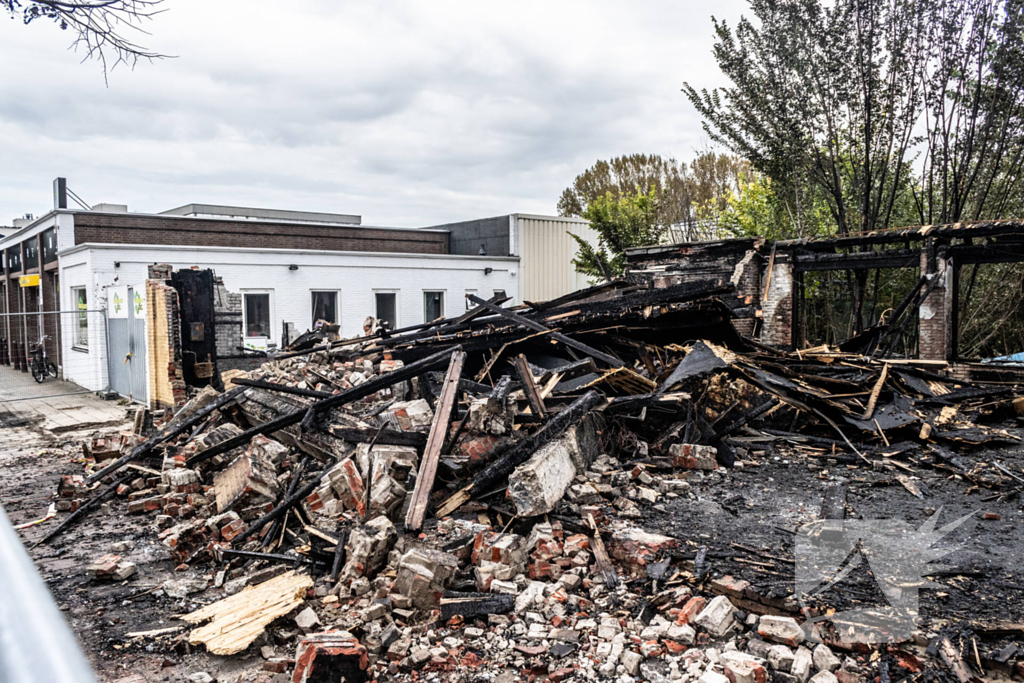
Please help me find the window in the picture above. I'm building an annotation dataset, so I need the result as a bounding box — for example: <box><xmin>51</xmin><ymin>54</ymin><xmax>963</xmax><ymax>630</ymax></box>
<box><xmin>424</xmin><ymin>291</ymin><xmax>444</xmax><ymax>322</ymax></box>
<box><xmin>244</xmin><ymin>292</ymin><xmax>272</xmax><ymax>338</ymax></box>
<box><xmin>311</xmin><ymin>291</ymin><xmax>338</xmax><ymax>325</ymax></box>
<box><xmin>23</xmin><ymin>240</ymin><xmax>38</xmax><ymax>270</ymax></box>
<box><xmin>375</xmin><ymin>292</ymin><xmax>397</xmax><ymax>329</ymax></box>
<box><xmin>72</xmin><ymin>287</ymin><xmax>88</xmax><ymax>349</ymax></box>
<box><xmin>465</xmin><ymin>289</ymin><xmax>477</xmax><ymax>311</ymax></box>
<box><xmin>493</xmin><ymin>289</ymin><xmax>507</xmax><ymax>300</ymax></box>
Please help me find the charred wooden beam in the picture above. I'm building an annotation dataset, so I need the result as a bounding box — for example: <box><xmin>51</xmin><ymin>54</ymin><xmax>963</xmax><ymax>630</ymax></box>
<box><xmin>405</xmin><ymin>350</ymin><xmax>466</xmax><ymax>531</ymax></box>
<box><xmin>791</xmin><ymin>249</ymin><xmax>920</xmax><ymax>273</ymax></box>
<box><xmin>326</xmin><ymin>426</ymin><xmax>427</xmax><ymax>447</ymax></box>
<box><xmin>439</xmin><ymin>592</ymin><xmax>514</xmax><ymax>620</ymax></box>
<box><xmin>437</xmin><ymin>390</ymin><xmax>604</xmax><ymax>517</ymax></box>
<box><xmin>187</xmin><ymin>346</ymin><xmax>460</xmax><ymax>467</ymax></box>
<box><xmin>263</xmin><ymin>457</ymin><xmax>310</xmax><ymax>549</ymax></box>
<box><xmin>33</xmin><ymin>472</ymin><xmax>135</xmax><ymax>547</ymax></box>
<box><xmin>230</xmin><ymin>468</ymin><xmax>333</xmax><ymax>547</ymax></box>
<box><xmin>232</xmin><ymin>377</ymin><xmax>332</xmax><ymax>399</ymax></box>
<box><xmin>514</xmin><ymin>353</ymin><xmax>547</xmax><ymax>418</ymax></box>
<box><xmin>487</xmin><ymin>375</ymin><xmax>514</xmax><ymax>412</ymax></box>
<box><xmin>466</xmin><ymin>294</ymin><xmax>624</xmax><ymax>368</ymax></box>
<box><xmin>85</xmin><ymin>386</ymin><xmax>247</xmax><ymax>485</ymax></box>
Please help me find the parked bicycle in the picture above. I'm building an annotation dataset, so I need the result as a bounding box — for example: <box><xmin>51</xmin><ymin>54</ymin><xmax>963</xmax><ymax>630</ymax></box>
<box><xmin>28</xmin><ymin>335</ymin><xmax>58</xmax><ymax>383</ymax></box>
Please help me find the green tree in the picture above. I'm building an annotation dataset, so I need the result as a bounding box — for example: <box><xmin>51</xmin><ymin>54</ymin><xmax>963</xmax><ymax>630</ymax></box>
<box><xmin>570</xmin><ymin>188</ymin><xmax>663</xmax><ymax>280</ymax></box>
<box><xmin>558</xmin><ymin>152</ymin><xmax>749</xmax><ymax>241</ymax></box>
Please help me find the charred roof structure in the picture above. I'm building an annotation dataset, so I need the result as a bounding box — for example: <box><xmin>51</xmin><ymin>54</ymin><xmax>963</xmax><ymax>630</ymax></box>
<box><xmin>626</xmin><ymin>220</ymin><xmax>1024</xmax><ymax>364</ymax></box>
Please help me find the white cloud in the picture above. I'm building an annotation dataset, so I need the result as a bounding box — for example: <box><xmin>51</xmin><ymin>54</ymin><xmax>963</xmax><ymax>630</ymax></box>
<box><xmin>0</xmin><ymin>0</ymin><xmax>746</xmax><ymax>226</ymax></box>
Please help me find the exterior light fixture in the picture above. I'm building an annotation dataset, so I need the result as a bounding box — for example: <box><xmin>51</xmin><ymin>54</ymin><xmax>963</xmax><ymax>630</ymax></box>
<box><xmin>288</xmin><ymin>264</ymin><xmax>299</xmax><ymax>271</ymax></box>
<box><xmin>479</xmin><ymin>244</ymin><xmax>487</xmax><ymax>256</ymax></box>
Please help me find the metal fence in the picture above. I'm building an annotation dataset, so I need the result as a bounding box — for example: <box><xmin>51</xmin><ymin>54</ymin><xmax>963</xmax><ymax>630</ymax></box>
<box><xmin>0</xmin><ymin>505</ymin><xmax>97</xmax><ymax>682</ymax></box>
<box><xmin>0</xmin><ymin>310</ymin><xmax>108</xmax><ymax>403</ymax></box>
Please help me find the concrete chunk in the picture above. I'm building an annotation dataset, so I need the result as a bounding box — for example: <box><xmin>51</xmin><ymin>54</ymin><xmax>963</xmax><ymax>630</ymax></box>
<box><xmin>341</xmin><ymin>516</ymin><xmax>397</xmax><ymax>580</ymax></box>
<box><xmin>693</xmin><ymin>595</ymin><xmax>736</xmax><ymax>638</ymax></box>
<box><xmin>758</xmin><ymin>615</ymin><xmax>805</xmax><ymax>646</ymax></box>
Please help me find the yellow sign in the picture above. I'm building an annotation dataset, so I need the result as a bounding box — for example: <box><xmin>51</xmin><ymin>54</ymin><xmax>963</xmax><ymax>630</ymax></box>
<box><xmin>18</xmin><ymin>274</ymin><xmax>39</xmax><ymax>288</ymax></box>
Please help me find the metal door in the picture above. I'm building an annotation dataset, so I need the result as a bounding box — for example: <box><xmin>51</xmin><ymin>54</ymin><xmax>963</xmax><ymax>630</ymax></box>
<box><xmin>107</xmin><ymin>286</ymin><xmax>147</xmax><ymax>404</ymax></box>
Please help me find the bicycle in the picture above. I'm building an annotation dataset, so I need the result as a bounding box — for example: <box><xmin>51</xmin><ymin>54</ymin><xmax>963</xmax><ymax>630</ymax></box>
<box><xmin>28</xmin><ymin>335</ymin><xmax>58</xmax><ymax>383</ymax></box>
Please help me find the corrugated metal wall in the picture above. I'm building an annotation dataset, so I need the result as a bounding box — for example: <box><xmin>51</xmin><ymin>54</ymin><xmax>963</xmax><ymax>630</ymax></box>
<box><xmin>516</xmin><ymin>215</ymin><xmax>600</xmax><ymax>303</ymax></box>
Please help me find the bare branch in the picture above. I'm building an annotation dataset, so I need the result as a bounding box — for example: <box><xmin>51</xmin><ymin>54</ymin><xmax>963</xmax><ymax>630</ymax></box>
<box><xmin>3</xmin><ymin>0</ymin><xmax>172</xmax><ymax>78</ymax></box>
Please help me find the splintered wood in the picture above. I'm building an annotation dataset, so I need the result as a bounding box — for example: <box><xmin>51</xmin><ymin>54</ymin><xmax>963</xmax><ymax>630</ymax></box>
<box><xmin>183</xmin><ymin>570</ymin><xmax>313</xmax><ymax>655</ymax></box>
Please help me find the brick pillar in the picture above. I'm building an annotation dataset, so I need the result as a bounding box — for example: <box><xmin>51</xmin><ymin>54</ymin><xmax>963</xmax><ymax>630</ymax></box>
<box><xmin>918</xmin><ymin>247</ymin><xmax>953</xmax><ymax>361</ymax></box>
<box><xmin>729</xmin><ymin>250</ymin><xmax>762</xmax><ymax>337</ymax></box>
<box><xmin>760</xmin><ymin>259</ymin><xmax>795</xmax><ymax>349</ymax></box>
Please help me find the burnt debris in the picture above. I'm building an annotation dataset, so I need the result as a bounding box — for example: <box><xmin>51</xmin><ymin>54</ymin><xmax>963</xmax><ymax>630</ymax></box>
<box><xmin>21</xmin><ymin>276</ymin><xmax>1024</xmax><ymax>683</ymax></box>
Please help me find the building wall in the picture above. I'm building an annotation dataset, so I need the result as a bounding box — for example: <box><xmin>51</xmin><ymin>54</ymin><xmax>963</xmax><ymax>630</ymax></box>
<box><xmin>72</xmin><ymin>212</ymin><xmax>448</xmax><ymax>255</ymax></box>
<box><xmin>70</xmin><ymin>243</ymin><xmax>518</xmax><ymax>347</ymax></box>
<box><xmin>427</xmin><ymin>215</ymin><xmax>513</xmax><ymax>257</ymax></box>
<box><xmin>57</xmin><ymin>249</ymin><xmax>111</xmax><ymax>391</ymax></box>
<box><xmin>514</xmin><ymin>214</ymin><xmax>599</xmax><ymax>303</ymax></box>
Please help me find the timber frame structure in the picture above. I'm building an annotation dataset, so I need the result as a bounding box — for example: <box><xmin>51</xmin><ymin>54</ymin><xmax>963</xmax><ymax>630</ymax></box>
<box><xmin>626</xmin><ymin>219</ymin><xmax>1024</xmax><ymax>361</ymax></box>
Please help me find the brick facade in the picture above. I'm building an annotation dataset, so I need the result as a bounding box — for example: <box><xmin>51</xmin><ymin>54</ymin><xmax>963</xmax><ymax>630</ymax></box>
<box><xmin>73</xmin><ymin>213</ymin><xmax>448</xmax><ymax>255</ymax></box>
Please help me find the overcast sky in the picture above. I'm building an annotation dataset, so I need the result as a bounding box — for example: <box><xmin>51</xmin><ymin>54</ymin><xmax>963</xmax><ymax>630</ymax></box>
<box><xmin>0</xmin><ymin>0</ymin><xmax>746</xmax><ymax>228</ymax></box>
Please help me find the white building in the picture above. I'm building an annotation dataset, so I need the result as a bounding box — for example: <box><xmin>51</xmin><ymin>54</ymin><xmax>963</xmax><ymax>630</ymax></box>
<box><xmin>1</xmin><ymin>191</ymin><xmax>598</xmax><ymax>405</ymax></box>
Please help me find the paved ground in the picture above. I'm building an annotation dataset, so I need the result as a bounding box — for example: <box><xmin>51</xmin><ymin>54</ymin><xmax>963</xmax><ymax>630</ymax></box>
<box><xmin>0</xmin><ymin>365</ymin><xmax>128</xmax><ymax>443</ymax></box>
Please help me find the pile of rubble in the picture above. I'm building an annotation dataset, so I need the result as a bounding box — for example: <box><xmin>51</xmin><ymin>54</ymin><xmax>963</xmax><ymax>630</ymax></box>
<box><xmin>30</xmin><ymin>279</ymin><xmax>1024</xmax><ymax>682</ymax></box>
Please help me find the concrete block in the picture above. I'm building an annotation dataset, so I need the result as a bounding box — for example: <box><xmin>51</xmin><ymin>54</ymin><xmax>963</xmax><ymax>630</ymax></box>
<box><xmin>758</xmin><ymin>615</ymin><xmax>805</xmax><ymax>647</ymax></box>
<box><xmin>341</xmin><ymin>516</ymin><xmax>397</xmax><ymax>580</ymax></box>
<box><xmin>693</xmin><ymin>595</ymin><xmax>737</xmax><ymax>638</ymax></box>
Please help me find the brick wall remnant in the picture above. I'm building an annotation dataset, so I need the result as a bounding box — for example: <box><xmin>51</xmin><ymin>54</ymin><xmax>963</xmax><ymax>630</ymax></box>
<box><xmin>918</xmin><ymin>249</ymin><xmax>953</xmax><ymax>361</ymax></box>
<box><xmin>760</xmin><ymin>260</ymin><xmax>794</xmax><ymax>349</ymax></box>
<box><xmin>147</xmin><ymin>280</ymin><xmax>186</xmax><ymax>410</ymax></box>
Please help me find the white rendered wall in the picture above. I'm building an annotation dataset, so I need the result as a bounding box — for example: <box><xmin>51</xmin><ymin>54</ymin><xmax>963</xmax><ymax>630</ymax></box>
<box><xmin>65</xmin><ymin>243</ymin><xmax>519</xmax><ymax>349</ymax></box>
<box><xmin>57</xmin><ymin>248</ymin><xmax>111</xmax><ymax>392</ymax></box>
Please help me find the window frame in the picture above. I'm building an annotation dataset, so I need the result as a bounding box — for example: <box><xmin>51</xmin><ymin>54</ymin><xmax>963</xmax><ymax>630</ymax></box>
<box><xmin>71</xmin><ymin>286</ymin><xmax>88</xmax><ymax>351</ymax></box>
<box><xmin>464</xmin><ymin>289</ymin><xmax>478</xmax><ymax>312</ymax></box>
<box><xmin>242</xmin><ymin>290</ymin><xmax>274</xmax><ymax>340</ymax></box>
<box><xmin>423</xmin><ymin>290</ymin><xmax>445</xmax><ymax>323</ymax></box>
<box><xmin>310</xmin><ymin>289</ymin><xmax>339</xmax><ymax>327</ymax></box>
<box><xmin>374</xmin><ymin>290</ymin><xmax>399</xmax><ymax>329</ymax></box>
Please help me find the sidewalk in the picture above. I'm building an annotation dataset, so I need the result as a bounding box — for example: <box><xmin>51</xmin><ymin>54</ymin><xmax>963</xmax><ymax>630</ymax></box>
<box><xmin>0</xmin><ymin>365</ymin><xmax>127</xmax><ymax>437</ymax></box>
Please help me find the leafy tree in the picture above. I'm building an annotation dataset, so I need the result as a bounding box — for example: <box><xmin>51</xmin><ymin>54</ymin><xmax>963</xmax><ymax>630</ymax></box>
<box><xmin>558</xmin><ymin>152</ymin><xmax>749</xmax><ymax>241</ymax></box>
<box><xmin>684</xmin><ymin>0</ymin><xmax>1024</xmax><ymax>234</ymax></box>
<box><xmin>915</xmin><ymin>0</ymin><xmax>1024</xmax><ymax>223</ymax></box>
<box><xmin>684</xmin><ymin>0</ymin><xmax>934</xmax><ymax>236</ymax></box>
<box><xmin>3</xmin><ymin>0</ymin><xmax>168</xmax><ymax>73</ymax></box>
<box><xmin>569</xmin><ymin>188</ymin><xmax>663</xmax><ymax>280</ymax></box>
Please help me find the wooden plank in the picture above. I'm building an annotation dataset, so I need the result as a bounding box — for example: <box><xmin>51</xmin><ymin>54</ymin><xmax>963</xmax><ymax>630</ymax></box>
<box><xmin>938</xmin><ymin>636</ymin><xmax>980</xmax><ymax>683</ymax></box>
<box><xmin>466</xmin><ymin>294</ymin><xmax>624</xmax><ymax>368</ymax></box>
<box><xmin>405</xmin><ymin>350</ymin><xmax>467</xmax><ymax>531</ymax></box>
<box><xmin>860</xmin><ymin>364</ymin><xmax>888</xmax><ymax>420</ymax></box>
<box><xmin>183</xmin><ymin>570</ymin><xmax>313</xmax><ymax>656</ymax></box>
<box><xmin>588</xmin><ymin>514</ymin><xmax>619</xmax><ymax>588</ymax></box>
<box><xmin>514</xmin><ymin>353</ymin><xmax>546</xmax><ymax>417</ymax></box>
